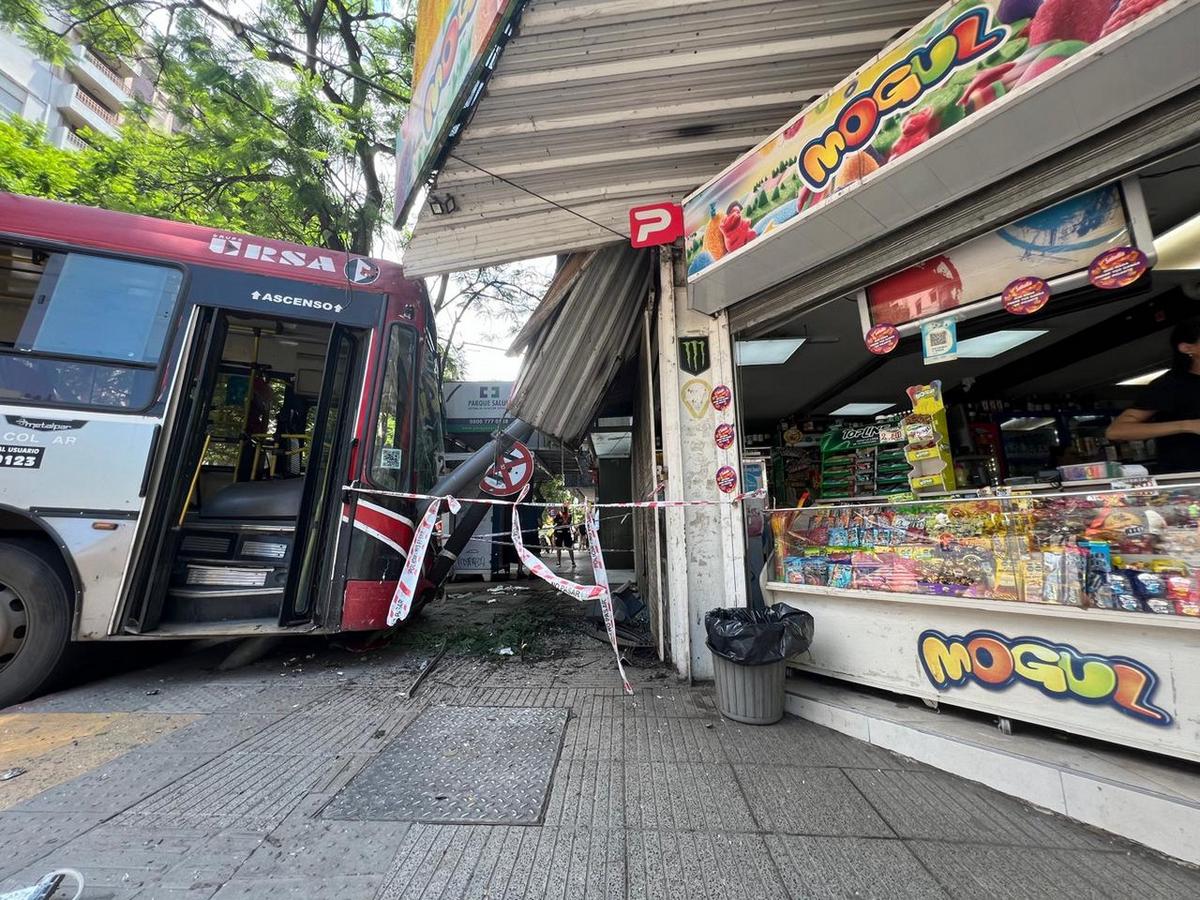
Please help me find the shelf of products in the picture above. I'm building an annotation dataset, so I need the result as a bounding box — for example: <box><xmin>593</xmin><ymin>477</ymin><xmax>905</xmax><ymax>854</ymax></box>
<box><xmin>770</xmin><ymin>482</ymin><xmax>1200</xmax><ymax>618</ymax></box>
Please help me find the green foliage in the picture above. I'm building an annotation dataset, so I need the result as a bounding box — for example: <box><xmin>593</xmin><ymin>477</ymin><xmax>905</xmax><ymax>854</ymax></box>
<box><xmin>0</xmin><ymin>0</ymin><xmax>415</xmax><ymax>253</ymax></box>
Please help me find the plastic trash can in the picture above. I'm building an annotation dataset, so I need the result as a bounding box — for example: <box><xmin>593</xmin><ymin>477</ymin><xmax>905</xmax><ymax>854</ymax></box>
<box><xmin>705</xmin><ymin>604</ymin><xmax>814</xmax><ymax>726</ymax></box>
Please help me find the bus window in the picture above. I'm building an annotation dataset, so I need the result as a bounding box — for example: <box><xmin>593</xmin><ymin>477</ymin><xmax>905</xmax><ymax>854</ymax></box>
<box><xmin>370</xmin><ymin>325</ymin><xmax>417</xmax><ymax>491</ymax></box>
<box><xmin>413</xmin><ymin>338</ymin><xmax>444</xmax><ymax>492</ymax></box>
<box><xmin>0</xmin><ymin>242</ymin><xmax>182</xmax><ymax>409</ymax></box>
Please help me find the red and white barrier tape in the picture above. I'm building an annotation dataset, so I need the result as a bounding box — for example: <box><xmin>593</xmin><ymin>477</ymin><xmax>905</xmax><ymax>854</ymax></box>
<box><xmin>348</xmin><ymin>485</ymin><xmax>764</xmax><ymax>509</ymax></box>
<box><xmin>585</xmin><ymin>504</ymin><xmax>632</xmax><ymax>693</ymax></box>
<box><xmin>387</xmin><ymin>496</ymin><xmax>459</xmax><ymax>626</ymax></box>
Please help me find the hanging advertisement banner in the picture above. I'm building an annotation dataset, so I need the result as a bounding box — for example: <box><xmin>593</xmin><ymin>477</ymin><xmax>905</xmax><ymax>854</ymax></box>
<box><xmin>394</xmin><ymin>0</ymin><xmax>521</xmax><ymax>224</ymax></box>
<box><xmin>682</xmin><ymin>0</ymin><xmax>1169</xmax><ymax>282</ymax></box>
<box><xmin>1089</xmin><ymin>246</ymin><xmax>1150</xmax><ymax>290</ymax></box>
<box><xmin>864</xmin><ymin>185</ymin><xmax>1131</xmax><ymax>328</ymax></box>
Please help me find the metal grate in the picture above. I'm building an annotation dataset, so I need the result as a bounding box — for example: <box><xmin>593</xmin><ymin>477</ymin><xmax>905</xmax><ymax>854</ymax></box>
<box><xmin>241</xmin><ymin>540</ymin><xmax>289</xmax><ymax>560</ymax></box>
<box><xmin>185</xmin><ymin>565</ymin><xmax>269</xmax><ymax>587</ymax></box>
<box><xmin>180</xmin><ymin>534</ymin><xmax>234</xmax><ymax>556</ymax></box>
<box><xmin>322</xmin><ymin>706</ymin><xmax>567</xmax><ymax>825</ymax></box>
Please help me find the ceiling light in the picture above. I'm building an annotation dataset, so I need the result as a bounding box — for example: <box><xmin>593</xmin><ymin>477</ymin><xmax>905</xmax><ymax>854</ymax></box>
<box><xmin>830</xmin><ymin>402</ymin><xmax>894</xmax><ymax>416</ymax></box>
<box><xmin>735</xmin><ymin>338</ymin><xmax>806</xmax><ymax>366</ymax></box>
<box><xmin>1001</xmin><ymin>416</ymin><xmax>1057</xmax><ymax>432</ymax></box>
<box><xmin>955</xmin><ymin>330</ymin><xmax>1047</xmax><ymax>358</ymax></box>
<box><xmin>1117</xmin><ymin>368</ymin><xmax>1169</xmax><ymax>386</ymax></box>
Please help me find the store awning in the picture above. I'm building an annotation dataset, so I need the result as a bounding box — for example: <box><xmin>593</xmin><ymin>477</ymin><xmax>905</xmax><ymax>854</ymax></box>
<box><xmin>401</xmin><ymin>0</ymin><xmax>944</xmax><ymax>277</ymax></box>
<box><xmin>506</xmin><ymin>243</ymin><xmax>651</xmax><ymax>446</ymax></box>
<box><xmin>688</xmin><ymin>0</ymin><xmax>1200</xmax><ymax>323</ymax></box>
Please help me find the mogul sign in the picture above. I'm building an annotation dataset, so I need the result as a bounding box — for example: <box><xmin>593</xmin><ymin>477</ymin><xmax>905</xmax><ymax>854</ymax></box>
<box><xmin>683</xmin><ymin>0</ymin><xmax>1172</xmax><ymax>281</ymax></box>
<box><xmin>919</xmin><ymin>628</ymin><xmax>1173</xmax><ymax>726</ymax></box>
<box><xmin>394</xmin><ymin>0</ymin><xmax>521</xmax><ymax>223</ymax></box>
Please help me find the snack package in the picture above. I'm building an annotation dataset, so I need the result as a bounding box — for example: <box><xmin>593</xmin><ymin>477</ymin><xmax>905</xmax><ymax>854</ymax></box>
<box><xmin>828</xmin><ymin>559</ymin><xmax>853</xmax><ymax>589</ymax></box>
<box><xmin>993</xmin><ymin>551</ymin><xmax>1022</xmax><ymax>601</ymax></box>
<box><xmin>1081</xmin><ymin>541</ymin><xmax>1115</xmax><ymax>609</ymax></box>
<box><xmin>1130</xmin><ymin>570</ymin><xmax>1171</xmax><ymax>614</ymax></box>
<box><xmin>1165</xmin><ymin>575</ymin><xmax>1200</xmax><ymax>616</ymax></box>
<box><xmin>783</xmin><ymin>557</ymin><xmax>806</xmax><ymax>584</ymax></box>
<box><xmin>1040</xmin><ymin>550</ymin><xmax>1065</xmax><ymax>605</ymax></box>
<box><xmin>1061</xmin><ymin>545</ymin><xmax>1088</xmax><ymax>607</ymax></box>
<box><xmin>1109</xmin><ymin>572</ymin><xmax>1142</xmax><ymax>612</ymax></box>
<box><xmin>801</xmin><ymin>555</ymin><xmax>829</xmax><ymax>586</ymax></box>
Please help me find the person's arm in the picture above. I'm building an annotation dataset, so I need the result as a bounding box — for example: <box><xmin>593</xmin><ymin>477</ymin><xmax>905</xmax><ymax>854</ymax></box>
<box><xmin>1106</xmin><ymin>408</ymin><xmax>1200</xmax><ymax>441</ymax></box>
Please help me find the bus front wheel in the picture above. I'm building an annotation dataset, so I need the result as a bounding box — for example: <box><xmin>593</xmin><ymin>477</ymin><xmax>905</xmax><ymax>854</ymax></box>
<box><xmin>0</xmin><ymin>542</ymin><xmax>73</xmax><ymax>709</ymax></box>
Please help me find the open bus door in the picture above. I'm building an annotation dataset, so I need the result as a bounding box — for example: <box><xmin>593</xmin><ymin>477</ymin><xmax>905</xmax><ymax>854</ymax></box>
<box><xmin>119</xmin><ymin>306</ymin><xmax>227</xmax><ymax>634</ymax></box>
<box><xmin>281</xmin><ymin>323</ymin><xmax>361</xmax><ymax>625</ymax></box>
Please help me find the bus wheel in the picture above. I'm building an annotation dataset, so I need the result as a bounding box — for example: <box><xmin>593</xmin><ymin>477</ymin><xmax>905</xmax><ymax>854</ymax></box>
<box><xmin>0</xmin><ymin>543</ymin><xmax>73</xmax><ymax>709</ymax></box>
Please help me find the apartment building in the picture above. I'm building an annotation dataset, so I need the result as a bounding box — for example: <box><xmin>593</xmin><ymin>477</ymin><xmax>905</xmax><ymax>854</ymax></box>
<box><xmin>0</xmin><ymin>28</ymin><xmax>172</xmax><ymax>150</ymax></box>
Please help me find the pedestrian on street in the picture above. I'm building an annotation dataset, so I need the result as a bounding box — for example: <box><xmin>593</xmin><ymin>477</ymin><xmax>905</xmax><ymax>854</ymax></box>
<box><xmin>553</xmin><ymin>502</ymin><xmax>575</xmax><ymax>568</ymax></box>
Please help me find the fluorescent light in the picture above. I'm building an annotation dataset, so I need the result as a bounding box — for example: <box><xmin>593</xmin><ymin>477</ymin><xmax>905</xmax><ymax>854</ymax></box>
<box><xmin>1001</xmin><ymin>416</ymin><xmax>1057</xmax><ymax>432</ymax></box>
<box><xmin>735</xmin><ymin>337</ymin><xmax>806</xmax><ymax>366</ymax></box>
<box><xmin>830</xmin><ymin>402</ymin><xmax>895</xmax><ymax>416</ymax></box>
<box><xmin>956</xmin><ymin>330</ymin><xmax>1047</xmax><ymax>358</ymax></box>
<box><xmin>1117</xmin><ymin>368</ymin><xmax>1169</xmax><ymax>386</ymax></box>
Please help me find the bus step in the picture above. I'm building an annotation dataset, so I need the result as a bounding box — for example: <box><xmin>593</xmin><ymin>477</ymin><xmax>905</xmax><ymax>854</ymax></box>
<box><xmin>162</xmin><ymin>587</ymin><xmax>283</xmax><ymax>623</ymax></box>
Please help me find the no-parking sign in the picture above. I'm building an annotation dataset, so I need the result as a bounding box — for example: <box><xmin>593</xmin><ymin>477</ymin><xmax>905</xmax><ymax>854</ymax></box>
<box><xmin>480</xmin><ymin>441</ymin><xmax>535</xmax><ymax>496</ymax></box>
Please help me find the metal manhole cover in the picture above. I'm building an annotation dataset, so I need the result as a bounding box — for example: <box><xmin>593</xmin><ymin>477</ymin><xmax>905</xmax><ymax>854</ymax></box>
<box><xmin>322</xmin><ymin>705</ymin><xmax>567</xmax><ymax>825</ymax></box>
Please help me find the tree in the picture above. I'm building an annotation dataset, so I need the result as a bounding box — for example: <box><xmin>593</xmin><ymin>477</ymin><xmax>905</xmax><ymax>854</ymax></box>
<box><xmin>430</xmin><ymin>262</ymin><xmax>550</xmax><ymax>386</ymax></box>
<box><xmin>0</xmin><ymin>115</ymin><xmax>327</xmax><ymax>240</ymax></box>
<box><xmin>0</xmin><ymin>0</ymin><xmax>415</xmax><ymax>253</ymax></box>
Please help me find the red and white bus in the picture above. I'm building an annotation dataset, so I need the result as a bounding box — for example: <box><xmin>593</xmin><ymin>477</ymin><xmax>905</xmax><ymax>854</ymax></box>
<box><xmin>0</xmin><ymin>194</ymin><xmax>448</xmax><ymax>705</ymax></box>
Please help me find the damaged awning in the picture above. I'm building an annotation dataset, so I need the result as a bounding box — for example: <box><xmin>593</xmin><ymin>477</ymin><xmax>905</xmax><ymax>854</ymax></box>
<box><xmin>401</xmin><ymin>0</ymin><xmax>943</xmax><ymax>277</ymax></box>
<box><xmin>506</xmin><ymin>243</ymin><xmax>652</xmax><ymax>446</ymax></box>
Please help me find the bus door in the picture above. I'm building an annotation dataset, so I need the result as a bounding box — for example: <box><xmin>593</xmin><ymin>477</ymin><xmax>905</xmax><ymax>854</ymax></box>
<box><xmin>118</xmin><ymin>306</ymin><xmax>228</xmax><ymax>633</ymax></box>
<box><xmin>280</xmin><ymin>323</ymin><xmax>361</xmax><ymax>624</ymax></box>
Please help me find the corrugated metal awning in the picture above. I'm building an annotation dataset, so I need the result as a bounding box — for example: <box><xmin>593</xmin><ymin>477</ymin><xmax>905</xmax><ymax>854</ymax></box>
<box><xmin>507</xmin><ymin>243</ymin><xmax>652</xmax><ymax>445</ymax></box>
<box><xmin>402</xmin><ymin>0</ymin><xmax>940</xmax><ymax>276</ymax></box>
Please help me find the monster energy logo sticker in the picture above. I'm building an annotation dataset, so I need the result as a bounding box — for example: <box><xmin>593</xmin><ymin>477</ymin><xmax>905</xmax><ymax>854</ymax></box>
<box><xmin>678</xmin><ymin>336</ymin><xmax>710</xmax><ymax>376</ymax></box>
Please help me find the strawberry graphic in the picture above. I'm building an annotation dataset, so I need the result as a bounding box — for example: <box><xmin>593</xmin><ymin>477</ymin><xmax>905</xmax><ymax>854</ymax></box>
<box><xmin>1100</xmin><ymin>0</ymin><xmax>1167</xmax><ymax>37</ymax></box>
<box><xmin>1029</xmin><ymin>0</ymin><xmax>1114</xmax><ymax>44</ymax></box>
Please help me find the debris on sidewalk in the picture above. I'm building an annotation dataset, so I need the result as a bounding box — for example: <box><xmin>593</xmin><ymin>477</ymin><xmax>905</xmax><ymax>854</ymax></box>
<box><xmin>0</xmin><ymin>868</ymin><xmax>84</xmax><ymax>900</ymax></box>
<box><xmin>496</xmin><ymin>647</ymin><xmax>515</xmax><ymax>656</ymax></box>
<box><xmin>0</xmin><ymin>768</ymin><xmax>26</xmax><ymax>782</ymax></box>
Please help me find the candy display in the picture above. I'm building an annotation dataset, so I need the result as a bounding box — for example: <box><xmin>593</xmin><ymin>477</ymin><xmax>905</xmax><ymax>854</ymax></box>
<box><xmin>771</xmin><ymin>483</ymin><xmax>1200</xmax><ymax>616</ymax></box>
<box><xmin>819</xmin><ymin>420</ymin><xmax>909</xmax><ymax>500</ymax></box>
<box><xmin>904</xmin><ymin>382</ymin><xmax>957</xmax><ymax>495</ymax></box>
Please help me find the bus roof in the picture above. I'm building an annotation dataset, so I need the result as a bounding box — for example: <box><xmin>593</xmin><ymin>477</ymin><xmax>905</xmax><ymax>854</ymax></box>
<box><xmin>0</xmin><ymin>192</ymin><xmax>414</xmax><ymax>296</ymax></box>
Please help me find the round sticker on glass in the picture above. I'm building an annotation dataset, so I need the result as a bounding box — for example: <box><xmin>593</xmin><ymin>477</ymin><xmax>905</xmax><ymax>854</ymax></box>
<box><xmin>710</xmin><ymin>384</ymin><xmax>732</xmax><ymax>411</ymax></box>
<box><xmin>865</xmin><ymin>324</ymin><xmax>901</xmax><ymax>355</ymax></box>
<box><xmin>1089</xmin><ymin>247</ymin><xmax>1148</xmax><ymax>290</ymax></box>
<box><xmin>714</xmin><ymin>422</ymin><xmax>736</xmax><ymax>450</ymax></box>
<box><xmin>1002</xmin><ymin>276</ymin><xmax>1050</xmax><ymax>315</ymax></box>
<box><xmin>715</xmin><ymin>465</ymin><xmax>738</xmax><ymax>494</ymax></box>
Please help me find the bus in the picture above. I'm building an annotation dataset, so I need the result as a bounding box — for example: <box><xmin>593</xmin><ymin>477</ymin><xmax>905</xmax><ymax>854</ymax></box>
<box><xmin>0</xmin><ymin>193</ymin><xmax>447</xmax><ymax>706</ymax></box>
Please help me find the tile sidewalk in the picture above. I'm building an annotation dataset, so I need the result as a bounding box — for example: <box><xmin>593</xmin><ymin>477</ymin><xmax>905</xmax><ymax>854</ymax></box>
<box><xmin>1</xmin><ymin>587</ymin><xmax>1197</xmax><ymax>899</ymax></box>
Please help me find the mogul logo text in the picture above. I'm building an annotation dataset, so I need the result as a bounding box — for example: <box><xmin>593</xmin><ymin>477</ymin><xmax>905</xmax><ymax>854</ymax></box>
<box><xmin>918</xmin><ymin>629</ymin><xmax>1172</xmax><ymax>727</ymax></box>
<box><xmin>800</xmin><ymin>7</ymin><xmax>1006</xmax><ymax>190</ymax></box>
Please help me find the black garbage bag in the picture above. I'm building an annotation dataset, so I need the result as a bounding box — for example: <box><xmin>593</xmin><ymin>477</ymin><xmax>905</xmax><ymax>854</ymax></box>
<box><xmin>705</xmin><ymin>604</ymin><xmax>814</xmax><ymax>666</ymax></box>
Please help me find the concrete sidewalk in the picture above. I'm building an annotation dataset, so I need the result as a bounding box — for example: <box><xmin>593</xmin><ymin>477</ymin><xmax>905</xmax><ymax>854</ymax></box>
<box><xmin>1</xmin><ymin>587</ymin><xmax>1197</xmax><ymax>899</ymax></box>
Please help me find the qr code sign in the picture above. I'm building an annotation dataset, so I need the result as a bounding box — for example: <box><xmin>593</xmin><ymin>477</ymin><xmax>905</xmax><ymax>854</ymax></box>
<box><xmin>380</xmin><ymin>448</ymin><xmax>403</xmax><ymax>470</ymax></box>
<box><xmin>929</xmin><ymin>331</ymin><xmax>951</xmax><ymax>352</ymax></box>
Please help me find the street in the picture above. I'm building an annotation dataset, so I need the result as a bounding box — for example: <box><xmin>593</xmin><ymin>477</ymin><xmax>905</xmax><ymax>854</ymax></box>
<box><xmin>2</xmin><ymin>583</ymin><xmax>1197</xmax><ymax>900</ymax></box>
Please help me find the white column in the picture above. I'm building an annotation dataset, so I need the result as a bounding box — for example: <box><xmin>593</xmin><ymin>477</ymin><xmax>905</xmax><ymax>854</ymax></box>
<box><xmin>657</xmin><ymin>246</ymin><xmax>747</xmax><ymax>680</ymax></box>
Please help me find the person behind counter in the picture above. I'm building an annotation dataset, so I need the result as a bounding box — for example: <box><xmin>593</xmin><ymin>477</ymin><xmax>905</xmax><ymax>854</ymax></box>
<box><xmin>1107</xmin><ymin>319</ymin><xmax>1200</xmax><ymax>473</ymax></box>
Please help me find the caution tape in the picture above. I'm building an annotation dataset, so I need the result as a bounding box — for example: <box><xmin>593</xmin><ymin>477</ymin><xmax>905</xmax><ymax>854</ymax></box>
<box><xmin>348</xmin><ymin>485</ymin><xmax>764</xmax><ymax>509</ymax></box>
<box><xmin>585</xmin><ymin>504</ymin><xmax>632</xmax><ymax>693</ymax></box>
<box><xmin>387</xmin><ymin>495</ymin><xmax>459</xmax><ymax>626</ymax></box>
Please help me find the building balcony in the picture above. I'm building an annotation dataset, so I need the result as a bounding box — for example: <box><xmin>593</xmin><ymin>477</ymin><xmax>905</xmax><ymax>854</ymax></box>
<box><xmin>51</xmin><ymin>124</ymin><xmax>91</xmax><ymax>151</ymax></box>
<box><xmin>55</xmin><ymin>82</ymin><xmax>120</xmax><ymax>139</ymax></box>
<box><xmin>64</xmin><ymin>45</ymin><xmax>131</xmax><ymax>109</ymax></box>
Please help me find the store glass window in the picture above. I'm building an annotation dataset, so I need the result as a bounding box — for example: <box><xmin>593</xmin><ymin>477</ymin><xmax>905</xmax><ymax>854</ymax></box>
<box><xmin>370</xmin><ymin>325</ymin><xmax>417</xmax><ymax>491</ymax></box>
<box><xmin>0</xmin><ymin>242</ymin><xmax>181</xmax><ymax>409</ymax></box>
